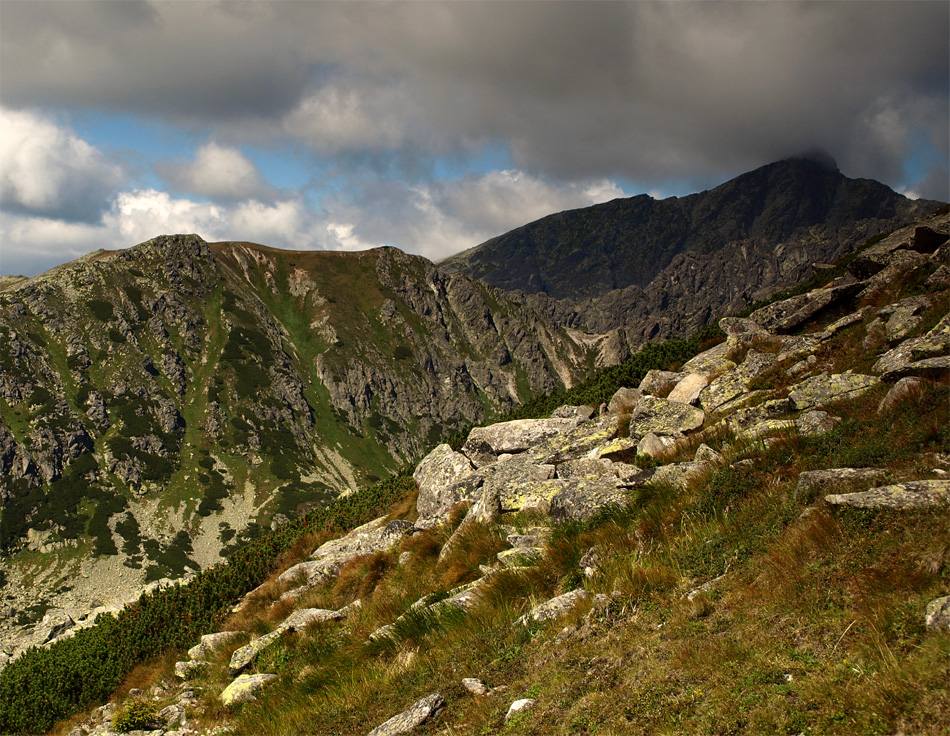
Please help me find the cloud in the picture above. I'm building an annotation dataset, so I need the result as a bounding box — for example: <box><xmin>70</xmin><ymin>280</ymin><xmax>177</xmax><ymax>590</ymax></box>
<box><xmin>0</xmin><ymin>108</ymin><xmax>125</xmax><ymax>222</ymax></box>
<box><xmin>319</xmin><ymin>170</ymin><xmax>627</xmax><ymax>261</ymax></box>
<box><xmin>3</xmin><ymin>2</ymin><xmax>945</xmax><ymax>196</ymax></box>
<box><xmin>0</xmin><ymin>169</ymin><xmax>625</xmax><ymax>276</ymax></box>
<box><xmin>156</xmin><ymin>142</ymin><xmax>271</xmax><ymax>200</ymax></box>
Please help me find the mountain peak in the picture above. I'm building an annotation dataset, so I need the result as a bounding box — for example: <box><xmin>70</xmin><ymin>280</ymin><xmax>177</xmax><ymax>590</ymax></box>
<box><xmin>783</xmin><ymin>149</ymin><xmax>839</xmax><ymax>172</ymax></box>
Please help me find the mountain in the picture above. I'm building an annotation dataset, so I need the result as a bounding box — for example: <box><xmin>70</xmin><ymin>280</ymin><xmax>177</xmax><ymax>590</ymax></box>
<box><xmin>441</xmin><ymin>157</ymin><xmax>943</xmax><ymax>342</ymax></box>
<box><xmin>0</xmin><ymin>235</ymin><xmax>612</xmax><ymax>643</ymax></box>
<box><xmin>5</xmin><ymin>209</ymin><xmax>948</xmax><ymax>736</ymax></box>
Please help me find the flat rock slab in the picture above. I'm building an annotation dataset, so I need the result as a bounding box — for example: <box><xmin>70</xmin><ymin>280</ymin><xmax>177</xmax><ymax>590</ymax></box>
<box><xmin>796</xmin><ymin>468</ymin><xmax>888</xmax><ymax>501</ymax></box>
<box><xmin>882</xmin><ymin>356</ymin><xmax>950</xmax><ymax>382</ymax></box>
<box><xmin>366</xmin><ymin>692</ymin><xmax>445</xmax><ymax>736</ymax></box>
<box><xmin>549</xmin><ymin>475</ymin><xmax>629</xmax><ymax>521</ymax></box>
<box><xmin>872</xmin><ymin>331</ymin><xmax>950</xmax><ymax>375</ymax></box>
<box><xmin>464</xmin><ymin>418</ymin><xmax>576</xmax><ymax>457</ymax></box>
<box><xmin>681</xmin><ymin>342</ymin><xmax>736</xmax><ymax>377</ymax></box>
<box><xmin>519</xmin><ymin>589</ymin><xmax>590</xmax><ymax>624</ymax></box>
<box><xmin>788</xmin><ymin>373</ymin><xmax>880</xmax><ymax>411</ymax></box>
<box><xmin>630</xmin><ymin>396</ymin><xmax>705</xmax><ymax>438</ymax></box>
<box><xmin>528</xmin><ymin>419</ymin><xmax>618</xmax><ymax>464</ymax></box>
<box><xmin>667</xmin><ymin>373</ymin><xmax>709</xmax><ymax>404</ymax></box>
<box><xmin>220</xmin><ymin>673</ymin><xmax>277</xmax><ymax>706</ymax></box>
<box><xmin>826</xmin><ymin>480</ymin><xmax>950</xmax><ymax>510</ymax></box>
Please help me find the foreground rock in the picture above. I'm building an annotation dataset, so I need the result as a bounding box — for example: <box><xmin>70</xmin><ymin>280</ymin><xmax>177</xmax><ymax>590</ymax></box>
<box><xmin>924</xmin><ymin>596</ymin><xmax>950</xmax><ymax>631</ymax></box>
<box><xmin>366</xmin><ymin>692</ymin><xmax>445</xmax><ymax>736</ymax></box>
<box><xmin>519</xmin><ymin>589</ymin><xmax>590</xmax><ymax>625</ymax></box>
<box><xmin>221</xmin><ymin>673</ymin><xmax>277</xmax><ymax>706</ymax></box>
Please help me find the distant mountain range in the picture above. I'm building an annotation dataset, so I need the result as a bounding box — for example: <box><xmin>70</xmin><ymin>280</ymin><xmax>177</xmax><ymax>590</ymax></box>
<box><xmin>442</xmin><ymin>156</ymin><xmax>942</xmax><ymax>342</ymax></box>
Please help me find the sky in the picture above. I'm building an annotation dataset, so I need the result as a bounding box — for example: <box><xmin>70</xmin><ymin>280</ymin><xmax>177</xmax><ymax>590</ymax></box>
<box><xmin>1</xmin><ymin>1</ymin><xmax>947</xmax><ymax>277</ymax></box>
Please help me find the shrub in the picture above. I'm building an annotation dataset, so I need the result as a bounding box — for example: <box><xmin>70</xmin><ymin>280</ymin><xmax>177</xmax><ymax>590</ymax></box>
<box><xmin>112</xmin><ymin>700</ymin><xmax>157</xmax><ymax>732</ymax></box>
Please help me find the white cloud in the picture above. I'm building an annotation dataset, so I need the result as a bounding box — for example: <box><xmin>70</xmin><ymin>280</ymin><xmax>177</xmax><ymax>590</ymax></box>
<box><xmin>157</xmin><ymin>142</ymin><xmax>270</xmax><ymax>200</ymax></box>
<box><xmin>0</xmin><ymin>108</ymin><xmax>124</xmax><ymax>222</ymax></box>
<box><xmin>1</xmin><ymin>168</ymin><xmax>627</xmax><ymax>276</ymax></box>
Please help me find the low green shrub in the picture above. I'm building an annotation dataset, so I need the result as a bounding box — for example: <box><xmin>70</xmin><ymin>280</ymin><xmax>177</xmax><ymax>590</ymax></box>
<box><xmin>112</xmin><ymin>700</ymin><xmax>157</xmax><ymax>732</ymax></box>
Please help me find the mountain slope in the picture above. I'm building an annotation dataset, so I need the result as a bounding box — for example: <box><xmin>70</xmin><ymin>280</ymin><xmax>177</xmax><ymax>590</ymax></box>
<box><xmin>0</xmin><ymin>235</ymin><xmax>609</xmax><ymax>646</ymax></box>
<box><xmin>441</xmin><ymin>157</ymin><xmax>942</xmax><ymax>341</ymax></box>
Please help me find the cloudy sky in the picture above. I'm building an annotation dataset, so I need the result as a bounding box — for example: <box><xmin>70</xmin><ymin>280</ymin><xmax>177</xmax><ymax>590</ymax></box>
<box><xmin>1</xmin><ymin>1</ymin><xmax>947</xmax><ymax>277</ymax></box>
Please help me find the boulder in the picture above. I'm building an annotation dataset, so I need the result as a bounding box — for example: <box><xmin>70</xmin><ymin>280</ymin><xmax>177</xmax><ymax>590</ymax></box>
<box><xmin>187</xmin><ymin>630</ymin><xmax>243</xmax><ymax>661</ymax></box>
<box><xmin>825</xmin><ymin>480</ymin><xmax>950</xmax><ymax>510</ymax></box>
<box><xmin>505</xmin><ymin>698</ymin><xmax>537</xmax><ymax>722</ymax></box>
<box><xmin>629</xmin><ymin>396</ymin><xmax>705</xmax><ymax>438</ymax></box>
<box><xmin>220</xmin><ymin>673</ymin><xmax>277</xmax><ymax>706</ymax></box>
<box><xmin>795</xmin><ymin>468</ymin><xmax>888</xmax><ymax>502</ymax></box>
<box><xmin>414</xmin><ymin>445</ymin><xmax>477</xmax><ymax>519</ymax></box>
<box><xmin>698</xmin><ymin>350</ymin><xmax>778</xmax><ymax>413</ymax></box>
<box><xmin>649</xmin><ymin>461</ymin><xmax>708</xmax><ymax>490</ymax></box>
<box><xmin>556</xmin><ymin>457</ymin><xmax>615</xmax><ymax>480</ymax></box>
<box><xmin>666</xmin><ymin>373</ymin><xmax>709</xmax><ymax>404</ymax></box>
<box><xmin>463</xmin><ymin>418</ymin><xmax>576</xmax><ymax>458</ymax></box>
<box><xmin>174</xmin><ymin>660</ymin><xmax>207</xmax><ymax>679</ymax></box>
<box><xmin>718</xmin><ymin>317</ymin><xmax>771</xmax><ymax>339</ymax></box>
<box><xmin>638</xmin><ymin>370</ymin><xmax>685</xmax><ymax>396</ymax></box>
<box><xmin>497</xmin><ymin>547</ymin><xmax>543</xmax><ymax>568</ymax></box>
<box><xmin>528</xmin><ymin>419</ymin><xmax>619</xmax><ymax>465</ymax></box>
<box><xmin>637</xmin><ymin>432</ymin><xmax>677</xmax><ymax>458</ymax></box>
<box><xmin>549</xmin><ymin>475</ymin><xmax>630</xmax><ymax>522</ymax></box>
<box><xmin>694</xmin><ymin>444</ymin><xmax>724</xmax><ymax>465</ymax></box>
<box><xmin>551</xmin><ymin>404</ymin><xmax>596</xmax><ymax>422</ymax></box>
<box><xmin>872</xmin><ymin>331</ymin><xmax>950</xmax><ymax>375</ymax></box>
<box><xmin>680</xmin><ymin>342</ymin><xmax>736</xmax><ymax>377</ymax></box>
<box><xmin>481</xmin><ymin>458</ymin><xmax>558</xmax><ymax>513</ymax></box>
<box><xmin>607</xmin><ymin>387</ymin><xmax>642</xmax><ymax>415</ymax></box>
<box><xmin>519</xmin><ymin>589</ymin><xmax>590</xmax><ymax>624</ymax></box>
<box><xmin>751</xmin><ymin>282</ymin><xmax>864</xmax><ymax>334</ymax></box>
<box><xmin>878</xmin><ymin>377</ymin><xmax>925</xmax><ymax>413</ymax></box>
<box><xmin>462</xmin><ymin>678</ymin><xmax>488</xmax><ymax>696</ymax></box>
<box><xmin>795</xmin><ymin>410</ymin><xmax>841</xmax><ymax>436</ymax></box>
<box><xmin>787</xmin><ymin>373</ymin><xmax>880</xmax><ymax>411</ymax></box>
<box><xmin>924</xmin><ymin>596</ymin><xmax>950</xmax><ymax>631</ymax></box>
<box><xmin>881</xmin><ymin>356</ymin><xmax>950</xmax><ymax>383</ymax></box>
<box><xmin>366</xmin><ymin>693</ymin><xmax>445</xmax><ymax>736</ymax></box>
<box><xmin>229</xmin><ymin>607</ymin><xmax>352</xmax><ymax>675</ymax></box>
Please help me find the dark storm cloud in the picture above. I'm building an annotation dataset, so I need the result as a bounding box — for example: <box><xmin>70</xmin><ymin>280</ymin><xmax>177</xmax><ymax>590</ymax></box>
<box><xmin>2</xmin><ymin>1</ymin><xmax>947</xmax><ymax>197</ymax></box>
